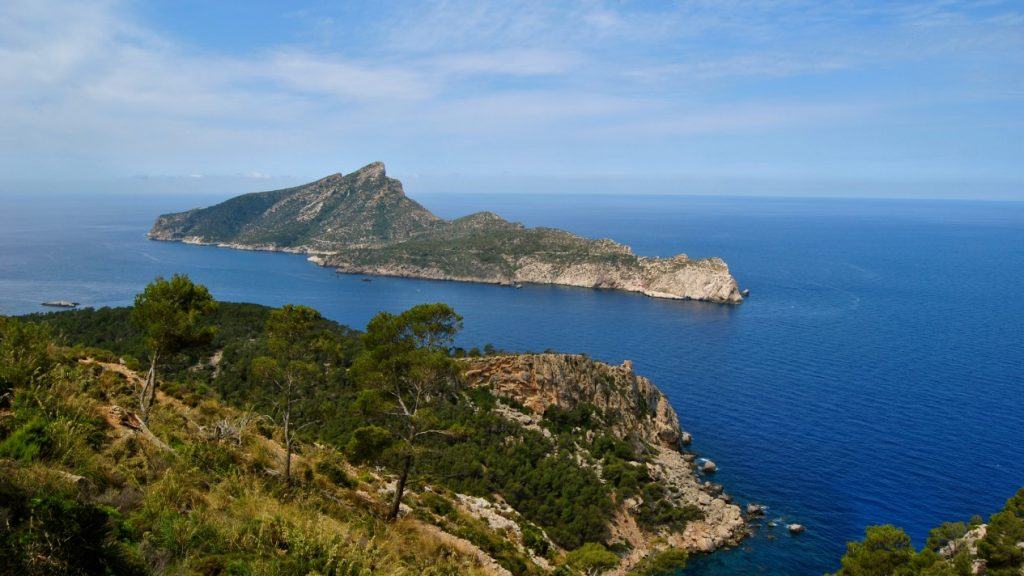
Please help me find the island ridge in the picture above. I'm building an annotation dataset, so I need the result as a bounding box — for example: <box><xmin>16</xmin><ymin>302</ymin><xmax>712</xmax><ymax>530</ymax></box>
<box><xmin>148</xmin><ymin>162</ymin><xmax>744</xmax><ymax>304</ymax></box>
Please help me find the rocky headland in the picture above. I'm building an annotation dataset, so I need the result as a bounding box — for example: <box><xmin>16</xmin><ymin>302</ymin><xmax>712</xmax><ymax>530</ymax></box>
<box><xmin>462</xmin><ymin>353</ymin><xmax>748</xmax><ymax>573</ymax></box>
<box><xmin>18</xmin><ymin>303</ymin><xmax>752</xmax><ymax>574</ymax></box>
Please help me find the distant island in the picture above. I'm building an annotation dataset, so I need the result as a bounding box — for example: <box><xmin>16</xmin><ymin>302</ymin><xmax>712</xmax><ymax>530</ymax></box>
<box><xmin>149</xmin><ymin>162</ymin><xmax>744</xmax><ymax>304</ymax></box>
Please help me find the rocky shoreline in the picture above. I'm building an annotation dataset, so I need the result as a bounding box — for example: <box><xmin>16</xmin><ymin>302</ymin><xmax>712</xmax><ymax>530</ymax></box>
<box><xmin>147</xmin><ymin>236</ymin><xmax>744</xmax><ymax>304</ymax></box>
<box><xmin>461</xmin><ymin>354</ymin><xmax>749</xmax><ymax>572</ymax></box>
<box><xmin>311</xmin><ymin>253</ymin><xmax>744</xmax><ymax>304</ymax></box>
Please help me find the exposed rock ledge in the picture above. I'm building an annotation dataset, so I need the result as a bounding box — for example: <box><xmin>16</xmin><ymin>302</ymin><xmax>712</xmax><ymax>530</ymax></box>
<box><xmin>462</xmin><ymin>354</ymin><xmax>748</xmax><ymax>572</ymax></box>
<box><xmin>149</xmin><ymin>235</ymin><xmax>743</xmax><ymax>304</ymax></box>
<box><xmin>310</xmin><ymin>253</ymin><xmax>744</xmax><ymax>304</ymax></box>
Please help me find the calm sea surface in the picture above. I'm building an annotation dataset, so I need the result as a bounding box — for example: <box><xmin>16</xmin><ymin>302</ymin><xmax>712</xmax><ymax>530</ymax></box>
<box><xmin>1</xmin><ymin>192</ymin><xmax>1022</xmax><ymax>575</ymax></box>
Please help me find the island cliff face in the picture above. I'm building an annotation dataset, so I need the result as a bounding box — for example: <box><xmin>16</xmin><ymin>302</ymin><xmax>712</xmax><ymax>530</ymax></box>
<box><xmin>149</xmin><ymin>162</ymin><xmax>743</xmax><ymax>304</ymax></box>
<box><xmin>463</xmin><ymin>354</ymin><xmax>747</xmax><ymax>572</ymax></box>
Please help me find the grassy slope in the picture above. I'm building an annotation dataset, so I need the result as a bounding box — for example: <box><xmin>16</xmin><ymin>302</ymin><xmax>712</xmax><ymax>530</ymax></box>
<box><xmin>332</xmin><ymin>226</ymin><xmax>639</xmax><ymax>280</ymax></box>
<box><xmin>0</xmin><ymin>347</ymin><xmax>497</xmax><ymax>575</ymax></box>
<box><xmin>8</xmin><ymin>305</ymin><xmax>700</xmax><ymax>575</ymax></box>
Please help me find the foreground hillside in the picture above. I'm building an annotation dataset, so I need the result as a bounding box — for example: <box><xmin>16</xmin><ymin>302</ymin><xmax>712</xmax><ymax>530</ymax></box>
<box><xmin>149</xmin><ymin>162</ymin><xmax>743</xmax><ymax>304</ymax></box>
<box><xmin>3</xmin><ymin>289</ymin><xmax>746</xmax><ymax>575</ymax></box>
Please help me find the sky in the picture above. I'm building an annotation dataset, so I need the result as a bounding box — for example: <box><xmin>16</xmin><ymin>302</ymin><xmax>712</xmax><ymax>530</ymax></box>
<box><xmin>1</xmin><ymin>0</ymin><xmax>1022</xmax><ymax>198</ymax></box>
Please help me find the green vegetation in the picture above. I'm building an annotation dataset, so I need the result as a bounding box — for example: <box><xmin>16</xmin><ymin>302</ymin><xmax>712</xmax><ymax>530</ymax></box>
<box><xmin>625</xmin><ymin>548</ymin><xmax>689</xmax><ymax>576</ymax></box>
<box><xmin>149</xmin><ymin>164</ymin><xmax>439</xmax><ymax>248</ymax></box>
<box><xmin>0</xmin><ymin>315</ymin><xmax>52</xmax><ymax>401</ymax></box>
<box><xmin>252</xmin><ymin>304</ymin><xmax>339</xmax><ymax>483</ymax></box>
<box><xmin>334</xmin><ymin>224</ymin><xmax>638</xmax><ymax>282</ymax></box>
<box><xmin>562</xmin><ymin>543</ymin><xmax>619</xmax><ymax>576</ymax></box>
<box><xmin>23</xmin><ymin>295</ymin><xmax>697</xmax><ymax>556</ymax></box>
<box><xmin>0</xmin><ymin>305</ymin><xmax>494</xmax><ymax>575</ymax></box>
<box><xmin>830</xmin><ymin>489</ymin><xmax>1024</xmax><ymax>576</ymax></box>
<box><xmin>7</xmin><ymin>276</ymin><xmax>722</xmax><ymax>574</ymax></box>
<box><xmin>978</xmin><ymin>490</ymin><xmax>1024</xmax><ymax>575</ymax></box>
<box><xmin>131</xmin><ymin>274</ymin><xmax>217</xmax><ymax>423</ymax></box>
<box><xmin>350</xmin><ymin>303</ymin><xmax>463</xmax><ymax>520</ymax></box>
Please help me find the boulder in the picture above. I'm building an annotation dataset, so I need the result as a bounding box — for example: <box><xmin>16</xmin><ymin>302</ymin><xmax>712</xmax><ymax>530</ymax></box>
<box><xmin>681</xmin><ymin>431</ymin><xmax>693</xmax><ymax>446</ymax></box>
<box><xmin>704</xmin><ymin>482</ymin><xmax>725</xmax><ymax>496</ymax></box>
<box><xmin>658</xmin><ymin>425</ymin><xmax>680</xmax><ymax>445</ymax></box>
<box><xmin>787</xmin><ymin>523</ymin><xmax>805</xmax><ymax>535</ymax></box>
<box><xmin>746</xmin><ymin>503</ymin><xmax>766</xmax><ymax>517</ymax></box>
<box><xmin>701</xmin><ymin>460</ymin><xmax>718</xmax><ymax>474</ymax></box>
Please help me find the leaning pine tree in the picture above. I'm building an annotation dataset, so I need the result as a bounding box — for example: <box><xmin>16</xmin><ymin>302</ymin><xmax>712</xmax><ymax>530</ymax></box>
<box><xmin>132</xmin><ymin>274</ymin><xmax>217</xmax><ymax>424</ymax></box>
<box><xmin>351</xmin><ymin>303</ymin><xmax>463</xmax><ymax>521</ymax></box>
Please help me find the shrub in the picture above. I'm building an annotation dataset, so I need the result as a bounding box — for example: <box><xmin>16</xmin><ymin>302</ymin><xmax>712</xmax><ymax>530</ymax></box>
<box><xmin>316</xmin><ymin>459</ymin><xmax>355</xmax><ymax>488</ymax></box>
<box><xmin>925</xmin><ymin>522</ymin><xmax>969</xmax><ymax>552</ymax></box>
<box><xmin>0</xmin><ymin>476</ymin><xmax>146</xmax><ymax>575</ymax></box>
<box><xmin>345</xmin><ymin>425</ymin><xmax>393</xmax><ymax>464</ymax></box>
<box><xmin>521</xmin><ymin>522</ymin><xmax>550</xmax><ymax>557</ymax></box>
<box><xmin>419</xmin><ymin>491</ymin><xmax>454</xmax><ymax>518</ymax></box>
<box><xmin>636</xmin><ymin>483</ymin><xmax>702</xmax><ymax>530</ymax></box>
<box><xmin>563</xmin><ymin>542</ymin><xmax>619</xmax><ymax>575</ymax></box>
<box><xmin>0</xmin><ymin>317</ymin><xmax>52</xmax><ymax>397</ymax></box>
<box><xmin>627</xmin><ymin>548</ymin><xmax>688</xmax><ymax>575</ymax></box>
<box><xmin>828</xmin><ymin>525</ymin><xmax>916</xmax><ymax>576</ymax></box>
<box><xmin>978</xmin><ymin>489</ymin><xmax>1024</xmax><ymax>575</ymax></box>
<box><xmin>0</xmin><ymin>416</ymin><xmax>51</xmax><ymax>461</ymax></box>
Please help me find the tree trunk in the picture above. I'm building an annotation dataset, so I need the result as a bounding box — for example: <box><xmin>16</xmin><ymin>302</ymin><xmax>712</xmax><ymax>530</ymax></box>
<box><xmin>140</xmin><ymin>353</ymin><xmax>158</xmax><ymax>424</ymax></box>
<box><xmin>388</xmin><ymin>454</ymin><xmax>413</xmax><ymax>521</ymax></box>
<box><xmin>283</xmin><ymin>377</ymin><xmax>292</xmax><ymax>484</ymax></box>
<box><xmin>283</xmin><ymin>412</ymin><xmax>292</xmax><ymax>484</ymax></box>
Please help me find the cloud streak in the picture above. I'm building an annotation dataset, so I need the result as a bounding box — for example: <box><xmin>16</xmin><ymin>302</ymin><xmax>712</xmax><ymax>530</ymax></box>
<box><xmin>0</xmin><ymin>0</ymin><xmax>1021</xmax><ymax>184</ymax></box>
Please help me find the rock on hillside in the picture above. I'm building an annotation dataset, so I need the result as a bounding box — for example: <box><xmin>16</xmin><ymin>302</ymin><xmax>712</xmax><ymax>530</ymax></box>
<box><xmin>463</xmin><ymin>355</ymin><xmax>682</xmax><ymax>447</ymax></box>
<box><xmin>463</xmin><ymin>354</ymin><xmax>747</xmax><ymax>569</ymax></box>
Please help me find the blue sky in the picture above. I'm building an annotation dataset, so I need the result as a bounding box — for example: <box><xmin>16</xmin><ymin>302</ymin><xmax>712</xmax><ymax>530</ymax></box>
<box><xmin>1</xmin><ymin>1</ymin><xmax>1022</xmax><ymax>198</ymax></box>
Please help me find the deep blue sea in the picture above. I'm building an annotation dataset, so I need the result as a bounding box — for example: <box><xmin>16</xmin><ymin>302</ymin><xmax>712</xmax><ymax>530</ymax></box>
<box><xmin>1</xmin><ymin>192</ymin><xmax>1022</xmax><ymax>575</ymax></box>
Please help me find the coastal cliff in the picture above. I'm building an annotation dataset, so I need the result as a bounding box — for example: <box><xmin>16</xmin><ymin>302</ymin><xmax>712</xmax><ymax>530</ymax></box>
<box><xmin>17</xmin><ymin>304</ymin><xmax>750</xmax><ymax>574</ymax></box>
<box><xmin>463</xmin><ymin>354</ymin><xmax>748</xmax><ymax>572</ymax></box>
<box><xmin>149</xmin><ymin>162</ymin><xmax>744</xmax><ymax>304</ymax></box>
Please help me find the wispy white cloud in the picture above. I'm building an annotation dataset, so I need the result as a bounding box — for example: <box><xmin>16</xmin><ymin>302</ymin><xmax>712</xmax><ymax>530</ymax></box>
<box><xmin>603</xmin><ymin>102</ymin><xmax>879</xmax><ymax>137</ymax></box>
<box><xmin>263</xmin><ymin>50</ymin><xmax>435</xmax><ymax>101</ymax></box>
<box><xmin>626</xmin><ymin>55</ymin><xmax>853</xmax><ymax>83</ymax></box>
<box><xmin>431</xmin><ymin>49</ymin><xmax>579</xmax><ymax>77</ymax></box>
<box><xmin>0</xmin><ymin>0</ymin><xmax>1021</xmax><ymax>182</ymax></box>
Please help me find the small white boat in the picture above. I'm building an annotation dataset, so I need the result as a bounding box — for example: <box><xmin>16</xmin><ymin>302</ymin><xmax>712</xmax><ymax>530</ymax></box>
<box><xmin>42</xmin><ymin>300</ymin><xmax>79</xmax><ymax>308</ymax></box>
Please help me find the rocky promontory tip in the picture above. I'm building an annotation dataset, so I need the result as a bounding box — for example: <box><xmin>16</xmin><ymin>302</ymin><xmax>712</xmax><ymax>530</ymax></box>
<box><xmin>461</xmin><ymin>353</ymin><xmax>747</xmax><ymax>568</ymax></box>
<box><xmin>149</xmin><ymin>162</ymin><xmax>744</xmax><ymax>304</ymax></box>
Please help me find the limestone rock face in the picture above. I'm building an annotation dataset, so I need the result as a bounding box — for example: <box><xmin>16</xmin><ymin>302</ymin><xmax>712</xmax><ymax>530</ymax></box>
<box><xmin>462</xmin><ymin>354</ymin><xmax>748</xmax><ymax>569</ymax></box>
<box><xmin>639</xmin><ymin>256</ymin><xmax>743</xmax><ymax>303</ymax></box>
<box><xmin>323</xmin><ymin>241</ymin><xmax>743</xmax><ymax>304</ymax></box>
<box><xmin>463</xmin><ymin>354</ymin><xmax>682</xmax><ymax>447</ymax></box>
<box><xmin>150</xmin><ymin>162</ymin><xmax>744</xmax><ymax>305</ymax></box>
